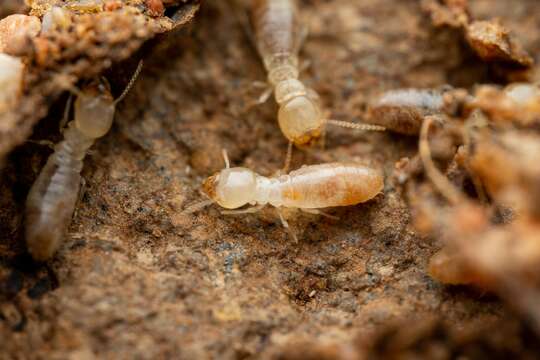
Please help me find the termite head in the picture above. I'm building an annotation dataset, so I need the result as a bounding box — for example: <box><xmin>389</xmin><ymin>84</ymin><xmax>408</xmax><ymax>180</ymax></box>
<box><xmin>275</xmin><ymin>80</ymin><xmax>323</xmax><ymax>145</ymax></box>
<box><xmin>202</xmin><ymin>168</ymin><xmax>257</xmax><ymax>209</ymax></box>
<box><xmin>74</xmin><ymin>61</ymin><xmax>142</xmax><ymax>138</ymax></box>
<box><xmin>74</xmin><ymin>78</ymin><xmax>115</xmax><ymax>138</ymax></box>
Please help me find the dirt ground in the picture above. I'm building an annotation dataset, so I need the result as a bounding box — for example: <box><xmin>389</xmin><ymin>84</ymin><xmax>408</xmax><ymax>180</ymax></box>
<box><xmin>1</xmin><ymin>0</ymin><xmax>540</xmax><ymax>359</ymax></box>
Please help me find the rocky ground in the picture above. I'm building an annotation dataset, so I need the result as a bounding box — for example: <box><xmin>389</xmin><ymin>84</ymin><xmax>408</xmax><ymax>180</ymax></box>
<box><xmin>1</xmin><ymin>0</ymin><xmax>540</xmax><ymax>359</ymax></box>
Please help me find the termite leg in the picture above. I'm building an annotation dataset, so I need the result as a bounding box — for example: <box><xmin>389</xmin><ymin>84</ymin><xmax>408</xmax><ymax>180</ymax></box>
<box><xmin>27</xmin><ymin>139</ymin><xmax>56</xmax><ymax>149</ymax></box>
<box><xmin>300</xmin><ymin>208</ymin><xmax>339</xmax><ymax>220</ymax></box>
<box><xmin>251</xmin><ymin>81</ymin><xmax>268</xmax><ymax>88</ymax></box>
<box><xmin>272</xmin><ymin>141</ymin><xmax>293</xmax><ymax>177</ymax></box>
<box><xmin>256</xmin><ymin>86</ymin><xmax>274</xmax><ymax>105</ymax></box>
<box><xmin>221</xmin><ymin>204</ymin><xmax>265</xmax><ymax>215</ymax></box>
<box><xmin>182</xmin><ymin>199</ymin><xmax>215</xmax><ymax>214</ymax></box>
<box><xmin>419</xmin><ymin>115</ymin><xmax>462</xmax><ymax>205</ymax></box>
<box><xmin>247</xmin><ymin>83</ymin><xmax>273</xmax><ymax>108</ymax></box>
<box><xmin>222</xmin><ymin>149</ymin><xmax>231</xmax><ymax>169</ymax></box>
<box><xmin>318</xmin><ymin>109</ymin><xmax>332</xmax><ymax>151</ymax></box>
<box><xmin>59</xmin><ymin>93</ymin><xmax>73</xmax><ymax>131</ymax></box>
<box><xmin>276</xmin><ymin>208</ymin><xmax>298</xmax><ymax>243</ymax></box>
<box><xmin>282</xmin><ymin>141</ymin><xmax>293</xmax><ymax>174</ymax></box>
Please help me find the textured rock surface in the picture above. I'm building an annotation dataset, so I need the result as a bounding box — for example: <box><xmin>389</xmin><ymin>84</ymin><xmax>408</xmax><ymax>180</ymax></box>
<box><xmin>1</xmin><ymin>0</ymin><xmax>539</xmax><ymax>358</ymax></box>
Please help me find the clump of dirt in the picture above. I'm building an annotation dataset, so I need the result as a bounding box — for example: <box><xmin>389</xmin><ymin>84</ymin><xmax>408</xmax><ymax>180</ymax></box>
<box><xmin>0</xmin><ymin>0</ymin><xmax>199</xmax><ymax>164</ymax></box>
<box><xmin>1</xmin><ymin>0</ymin><xmax>540</xmax><ymax>358</ymax></box>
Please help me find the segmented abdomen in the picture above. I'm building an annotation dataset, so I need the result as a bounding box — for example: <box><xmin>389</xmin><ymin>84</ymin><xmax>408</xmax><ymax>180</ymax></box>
<box><xmin>25</xmin><ymin>124</ymin><xmax>93</xmax><ymax>260</ymax></box>
<box><xmin>368</xmin><ymin>89</ymin><xmax>444</xmax><ymax>135</ymax></box>
<box><xmin>251</xmin><ymin>0</ymin><xmax>301</xmax><ymax>68</ymax></box>
<box><xmin>276</xmin><ymin>163</ymin><xmax>384</xmax><ymax>208</ymax></box>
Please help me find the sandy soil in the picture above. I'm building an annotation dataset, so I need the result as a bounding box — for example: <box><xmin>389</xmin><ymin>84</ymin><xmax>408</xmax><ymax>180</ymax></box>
<box><xmin>1</xmin><ymin>0</ymin><xmax>540</xmax><ymax>358</ymax></box>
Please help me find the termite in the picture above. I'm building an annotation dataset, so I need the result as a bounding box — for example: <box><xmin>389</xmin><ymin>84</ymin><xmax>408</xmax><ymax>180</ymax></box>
<box><xmin>25</xmin><ymin>61</ymin><xmax>143</xmax><ymax>261</ymax></box>
<box><xmin>367</xmin><ymin>88</ymin><xmax>452</xmax><ymax>135</ymax></box>
<box><xmin>468</xmin><ymin>83</ymin><xmax>540</xmax><ymax>125</ymax></box>
<box><xmin>428</xmin><ymin>247</ymin><xmax>482</xmax><ymax>286</ymax></box>
<box><xmin>186</xmin><ymin>151</ymin><xmax>384</xmax><ymax>241</ymax></box>
<box><xmin>250</xmin><ymin>0</ymin><xmax>384</xmax><ymax>169</ymax></box>
<box><xmin>428</xmin><ymin>248</ymin><xmax>470</xmax><ymax>286</ymax></box>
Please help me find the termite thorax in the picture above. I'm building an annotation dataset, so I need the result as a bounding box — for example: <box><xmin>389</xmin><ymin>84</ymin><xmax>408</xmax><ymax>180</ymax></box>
<box><xmin>274</xmin><ymin>78</ymin><xmax>307</xmax><ymax>105</ymax></box>
<box><xmin>266</xmin><ymin>54</ymin><xmax>299</xmax><ymax>85</ymax></box>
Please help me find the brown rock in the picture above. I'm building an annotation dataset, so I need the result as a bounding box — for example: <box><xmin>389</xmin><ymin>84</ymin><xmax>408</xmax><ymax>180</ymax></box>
<box><xmin>0</xmin><ymin>14</ymin><xmax>41</xmax><ymax>54</ymax></box>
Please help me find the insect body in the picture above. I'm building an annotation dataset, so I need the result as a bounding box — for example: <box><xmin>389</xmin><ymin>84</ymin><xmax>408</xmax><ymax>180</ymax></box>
<box><xmin>25</xmin><ymin>120</ymin><xmax>95</xmax><ymax>261</ymax></box>
<box><xmin>195</xmin><ymin>155</ymin><xmax>384</xmax><ymax>241</ymax></box>
<box><xmin>250</xmin><ymin>0</ymin><xmax>384</xmax><ymax>152</ymax></box>
<box><xmin>368</xmin><ymin>88</ymin><xmax>446</xmax><ymax>135</ymax></box>
<box><xmin>203</xmin><ymin>162</ymin><xmax>384</xmax><ymax>210</ymax></box>
<box><xmin>25</xmin><ymin>63</ymin><xmax>142</xmax><ymax>261</ymax></box>
<box><xmin>468</xmin><ymin>83</ymin><xmax>540</xmax><ymax>125</ymax></box>
<box><xmin>251</xmin><ymin>0</ymin><xmax>320</xmax><ymax>145</ymax></box>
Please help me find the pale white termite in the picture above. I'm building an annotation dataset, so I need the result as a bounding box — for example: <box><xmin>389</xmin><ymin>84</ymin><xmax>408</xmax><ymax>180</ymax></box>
<box><xmin>25</xmin><ymin>62</ymin><xmax>143</xmax><ymax>261</ymax></box>
<box><xmin>188</xmin><ymin>151</ymin><xmax>384</xmax><ymax>241</ymax></box>
<box><xmin>250</xmin><ymin>0</ymin><xmax>384</xmax><ymax>168</ymax></box>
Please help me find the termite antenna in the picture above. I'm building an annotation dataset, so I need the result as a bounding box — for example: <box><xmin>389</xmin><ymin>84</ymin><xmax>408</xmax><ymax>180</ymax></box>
<box><xmin>183</xmin><ymin>199</ymin><xmax>215</xmax><ymax>214</ymax></box>
<box><xmin>114</xmin><ymin>60</ymin><xmax>143</xmax><ymax>105</ymax></box>
<box><xmin>419</xmin><ymin>116</ymin><xmax>462</xmax><ymax>205</ymax></box>
<box><xmin>222</xmin><ymin>149</ymin><xmax>231</xmax><ymax>169</ymax></box>
<box><xmin>326</xmin><ymin>119</ymin><xmax>386</xmax><ymax>131</ymax></box>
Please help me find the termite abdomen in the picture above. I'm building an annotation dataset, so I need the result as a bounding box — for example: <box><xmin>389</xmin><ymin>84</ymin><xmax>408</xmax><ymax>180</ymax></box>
<box><xmin>368</xmin><ymin>89</ymin><xmax>445</xmax><ymax>135</ymax></box>
<box><xmin>251</xmin><ymin>0</ymin><xmax>301</xmax><ymax>74</ymax></box>
<box><xmin>278</xmin><ymin>163</ymin><xmax>384</xmax><ymax>208</ymax></box>
<box><xmin>25</xmin><ymin>125</ymin><xmax>92</xmax><ymax>261</ymax></box>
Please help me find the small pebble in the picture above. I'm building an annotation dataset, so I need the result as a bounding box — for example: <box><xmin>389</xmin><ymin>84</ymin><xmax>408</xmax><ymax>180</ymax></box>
<box><xmin>0</xmin><ymin>14</ymin><xmax>41</xmax><ymax>53</ymax></box>
<box><xmin>0</xmin><ymin>53</ymin><xmax>24</xmax><ymax>113</ymax></box>
<box><xmin>41</xmin><ymin>7</ymin><xmax>72</xmax><ymax>34</ymax></box>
